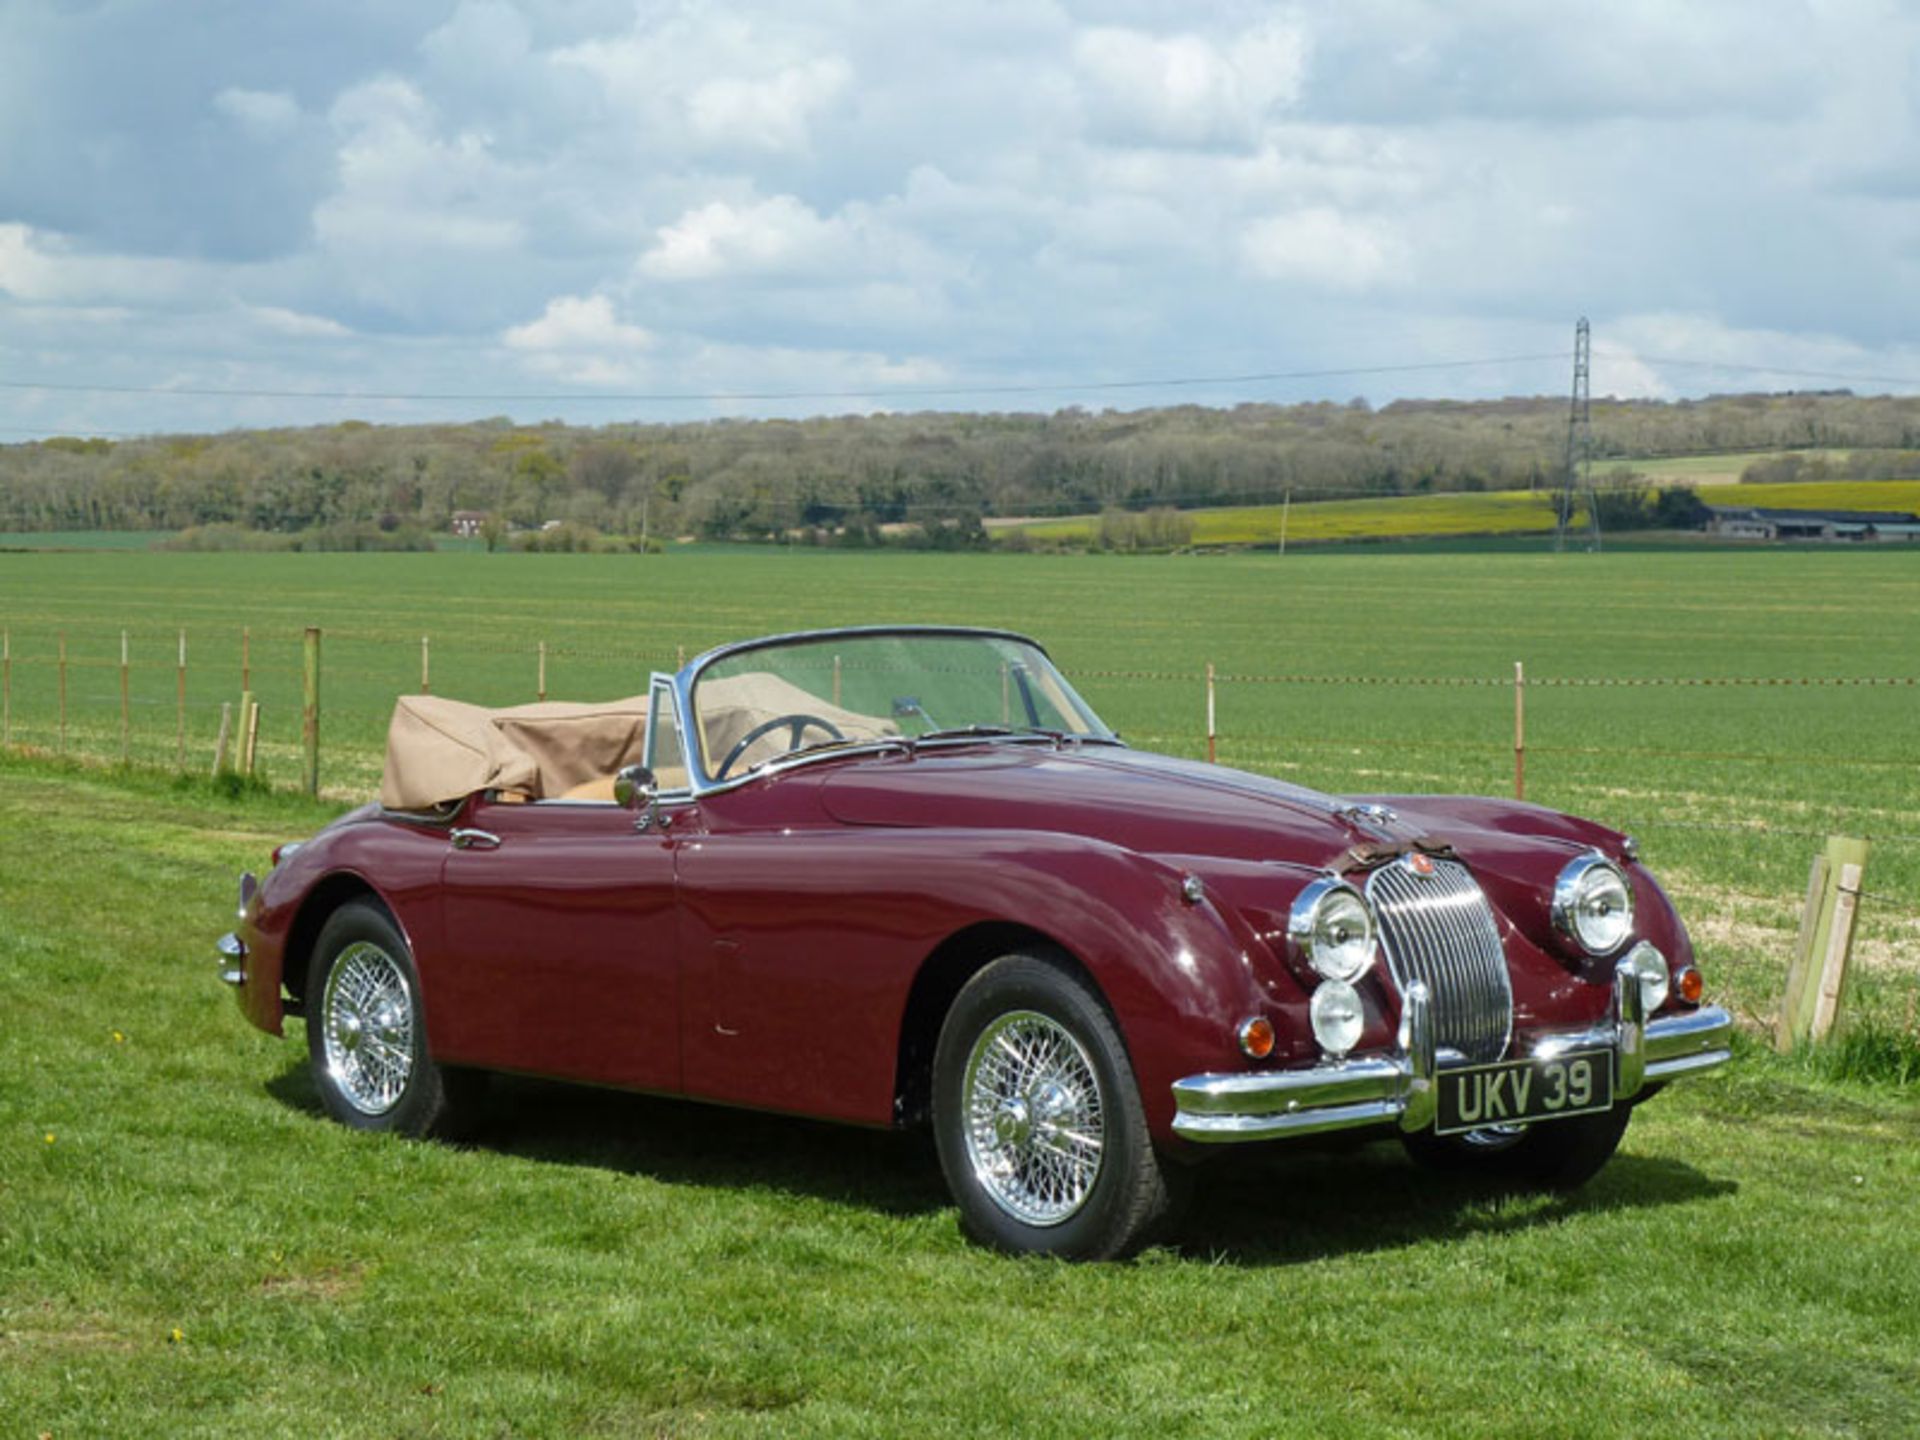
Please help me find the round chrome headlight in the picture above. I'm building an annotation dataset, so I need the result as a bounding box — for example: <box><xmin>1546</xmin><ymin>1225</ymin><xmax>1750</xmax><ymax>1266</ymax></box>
<box><xmin>1625</xmin><ymin>941</ymin><xmax>1670</xmax><ymax>1013</ymax></box>
<box><xmin>1309</xmin><ymin>980</ymin><xmax>1364</xmax><ymax>1057</ymax></box>
<box><xmin>1553</xmin><ymin>853</ymin><xmax>1635</xmax><ymax>956</ymax></box>
<box><xmin>1288</xmin><ymin>877</ymin><xmax>1377</xmax><ymax>983</ymax></box>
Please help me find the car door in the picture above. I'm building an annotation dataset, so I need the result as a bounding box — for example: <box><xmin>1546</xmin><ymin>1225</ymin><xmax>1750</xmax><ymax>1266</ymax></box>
<box><xmin>433</xmin><ymin>793</ymin><xmax>683</xmax><ymax>1092</ymax></box>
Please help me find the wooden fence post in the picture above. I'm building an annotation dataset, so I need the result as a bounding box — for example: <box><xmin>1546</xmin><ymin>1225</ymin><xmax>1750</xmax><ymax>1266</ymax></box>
<box><xmin>58</xmin><ymin>631</ymin><xmax>67</xmax><ymax>754</ymax></box>
<box><xmin>537</xmin><ymin>641</ymin><xmax>547</xmax><ymax>702</ymax></box>
<box><xmin>2</xmin><ymin>629</ymin><xmax>10</xmax><ymax>748</ymax></box>
<box><xmin>421</xmin><ymin>635</ymin><xmax>431</xmax><ymax>694</ymax></box>
<box><xmin>237</xmin><ymin>690</ymin><xmax>257</xmax><ymax>773</ymax></box>
<box><xmin>241</xmin><ymin>626</ymin><xmax>250</xmax><ymax>694</ymax></box>
<box><xmin>1513</xmin><ymin>660</ymin><xmax>1526</xmax><ymax>801</ymax></box>
<box><xmin>176</xmin><ymin>630</ymin><xmax>187</xmax><ymax>769</ymax></box>
<box><xmin>1205</xmin><ymin>663</ymin><xmax>1217</xmax><ymax>764</ymax></box>
<box><xmin>302</xmin><ymin>627</ymin><xmax>321</xmax><ymax>797</ymax></box>
<box><xmin>1778</xmin><ymin>836</ymin><xmax>1870</xmax><ymax>1049</ymax></box>
<box><xmin>212</xmin><ymin>702</ymin><xmax>233</xmax><ymax>777</ymax></box>
<box><xmin>119</xmin><ymin>630</ymin><xmax>131</xmax><ymax>763</ymax></box>
<box><xmin>243</xmin><ymin>697</ymin><xmax>262</xmax><ymax>776</ymax></box>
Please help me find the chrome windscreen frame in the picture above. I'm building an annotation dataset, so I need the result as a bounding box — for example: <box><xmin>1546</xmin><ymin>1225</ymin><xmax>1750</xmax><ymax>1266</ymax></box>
<box><xmin>660</xmin><ymin>624</ymin><xmax>1121</xmax><ymax>799</ymax></box>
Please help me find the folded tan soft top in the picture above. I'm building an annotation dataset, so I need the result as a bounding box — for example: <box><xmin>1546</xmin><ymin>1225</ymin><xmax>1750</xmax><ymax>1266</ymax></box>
<box><xmin>379</xmin><ymin>694</ymin><xmax>651</xmax><ymax>810</ymax></box>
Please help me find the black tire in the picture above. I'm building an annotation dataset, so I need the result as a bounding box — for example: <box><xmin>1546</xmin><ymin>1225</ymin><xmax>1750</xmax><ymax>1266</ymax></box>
<box><xmin>931</xmin><ymin>953</ymin><xmax>1179</xmax><ymax>1259</ymax></box>
<box><xmin>305</xmin><ymin>900</ymin><xmax>485</xmax><ymax>1139</ymax></box>
<box><xmin>1401</xmin><ymin>1106</ymin><xmax>1631</xmax><ymax>1190</ymax></box>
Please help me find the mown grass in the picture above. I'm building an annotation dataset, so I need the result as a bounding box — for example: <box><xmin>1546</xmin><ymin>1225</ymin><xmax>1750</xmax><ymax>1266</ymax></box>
<box><xmin>0</xmin><ymin>749</ymin><xmax>1917</xmax><ymax>1437</ymax></box>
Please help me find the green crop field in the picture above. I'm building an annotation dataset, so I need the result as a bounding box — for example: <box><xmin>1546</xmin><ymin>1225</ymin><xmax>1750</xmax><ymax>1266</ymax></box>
<box><xmin>2</xmin><ymin>547</ymin><xmax>1918</xmax><ymax>1434</ymax></box>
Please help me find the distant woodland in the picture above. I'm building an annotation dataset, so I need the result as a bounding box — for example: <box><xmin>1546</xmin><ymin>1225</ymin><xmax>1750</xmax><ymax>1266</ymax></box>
<box><xmin>5</xmin><ymin>390</ymin><xmax>1920</xmax><ymax>549</ymax></box>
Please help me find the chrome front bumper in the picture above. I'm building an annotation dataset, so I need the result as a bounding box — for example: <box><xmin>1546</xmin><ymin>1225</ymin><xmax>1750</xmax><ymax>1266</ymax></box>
<box><xmin>1172</xmin><ymin>964</ymin><xmax>1735</xmax><ymax>1144</ymax></box>
<box><xmin>216</xmin><ymin>932</ymin><xmax>247</xmax><ymax>988</ymax></box>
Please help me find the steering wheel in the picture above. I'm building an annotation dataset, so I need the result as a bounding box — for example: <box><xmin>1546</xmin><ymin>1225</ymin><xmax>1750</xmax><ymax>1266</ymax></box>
<box><xmin>714</xmin><ymin>713</ymin><xmax>846</xmax><ymax>780</ymax></box>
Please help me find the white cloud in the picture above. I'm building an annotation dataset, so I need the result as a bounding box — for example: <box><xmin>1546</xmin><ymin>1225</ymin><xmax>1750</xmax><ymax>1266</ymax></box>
<box><xmin>689</xmin><ymin>57</ymin><xmax>851</xmax><ymax>153</ymax></box>
<box><xmin>502</xmin><ymin>294</ymin><xmax>655</xmax><ymax>385</ymax></box>
<box><xmin>214</xmin><ymin>87</ymin><xmax>302</xmax><ymax>139</ymax></box>
<box><xmin>1239</xmin><ymin>208</ymin><xmax>1404</xmax><ymax>291</ymax></box>
<box><xmin>504</xmin><ymin>293</ymin><xmax>652</xmax><ymax>352</ymax></box>
<box><xmin>636</xmin><ymin>196</ymin><xmax>846</xmax><ymax>282</ymax></box>
<box><xmin>246</xmin><ymin>303</ymin><xmax>350</xmax><ymax>339</ymax></box>
<box><xmin>1073</xmin><ymin>20</ymin><xmax>1306</xmax><ymax>147</ymax></box>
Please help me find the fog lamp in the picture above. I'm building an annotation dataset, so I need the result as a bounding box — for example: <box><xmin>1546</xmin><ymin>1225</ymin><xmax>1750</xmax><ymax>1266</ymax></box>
<box><xmin>1625</xmin><ymin>941</ymin><xmax>1670</xmax><ymax>1014</ymax></box>
<box><xmin>1309</xmin><ymin>980</ymin><xmax>1364</xmax><ymax>1058</ymax></box>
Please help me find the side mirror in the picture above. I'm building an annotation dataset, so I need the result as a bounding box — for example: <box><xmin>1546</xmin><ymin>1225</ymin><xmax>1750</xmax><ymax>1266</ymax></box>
<box><xmin>613</xmin><ymin>764</ymin><xmax>659</xmax><ymax>828</ymax></box>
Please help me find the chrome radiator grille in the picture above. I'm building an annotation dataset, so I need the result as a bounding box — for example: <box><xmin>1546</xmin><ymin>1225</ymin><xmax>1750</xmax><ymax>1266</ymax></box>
<box><xmin>1365</xmin><ymin>858</ymin><xmax>1513</xmax><ymax>1063</ymax></box>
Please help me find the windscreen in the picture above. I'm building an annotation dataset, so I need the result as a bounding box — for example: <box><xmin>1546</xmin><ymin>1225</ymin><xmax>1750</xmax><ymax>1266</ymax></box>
<box><xmin>691</xmin><ymin>631</ymin><xmax>1110</xmax><ymax>780</ymax></box>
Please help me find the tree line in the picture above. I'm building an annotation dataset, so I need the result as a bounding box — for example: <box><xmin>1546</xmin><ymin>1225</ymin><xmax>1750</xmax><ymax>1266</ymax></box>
<box><xmin>4</xmin><ymin>389</ymin><xmax>1919</xmax><ymax>546</ymax></box>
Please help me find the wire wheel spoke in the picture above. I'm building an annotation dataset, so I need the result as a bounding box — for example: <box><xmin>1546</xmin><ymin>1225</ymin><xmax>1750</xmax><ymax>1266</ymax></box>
<box><xmin>962</xmin><ymin>1009</ymin><xmax>1105</xmax><ymax>1227</ymax></box>
<box><xmin>322</xmin><ymin>942</ymin><xmax>416</xmax><ymax>1116</ymax></box>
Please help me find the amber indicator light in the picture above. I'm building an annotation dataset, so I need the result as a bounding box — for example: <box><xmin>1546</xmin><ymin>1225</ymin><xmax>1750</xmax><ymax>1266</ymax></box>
<box><xmin>1238</xmin><ymin>1016</ymin><xmax>1276</xmax><ymax>1059</ymax></box>
<box><xmin>1676</xmin><ymin>967</ymin><xmax>1705</xmax><ymax>1005</ymax></box>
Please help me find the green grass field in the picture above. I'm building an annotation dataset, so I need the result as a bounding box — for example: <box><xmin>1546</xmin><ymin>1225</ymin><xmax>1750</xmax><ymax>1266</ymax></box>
<box><xmin>2</xmin><ymin>547</ymin><xmax>1918</xmax><ymax>1434</ymax></box>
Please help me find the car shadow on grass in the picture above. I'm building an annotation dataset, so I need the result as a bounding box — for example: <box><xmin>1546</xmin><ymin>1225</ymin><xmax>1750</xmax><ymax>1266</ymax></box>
<box><xmin>268</xmin><ymin>1063</ymin><xmax>951</xmax><ymax>1218</ymax></box>
<box><xmin>268</xmin><ymin>1063</ymin><xmax>1735</xmax><ymax>1260</ymax></box>
<box><xmin>1177</xmin><ymin>1138</ymin><xmax>1737</xmax><ymax>1266</ymax></box>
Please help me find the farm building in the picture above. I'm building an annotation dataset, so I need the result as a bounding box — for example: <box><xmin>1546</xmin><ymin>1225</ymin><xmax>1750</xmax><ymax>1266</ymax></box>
<box><xmin>1707</xmin><ymin>506</ymin><xmax>1920</xmax><ymax>542</ymax></box>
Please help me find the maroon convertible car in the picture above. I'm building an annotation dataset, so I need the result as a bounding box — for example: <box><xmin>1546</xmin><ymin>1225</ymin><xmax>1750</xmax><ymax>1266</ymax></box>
<box><xmin>220</xmin><ymin>625</ymin><xmax>1732</xmax><ymax>1258</ymax></box>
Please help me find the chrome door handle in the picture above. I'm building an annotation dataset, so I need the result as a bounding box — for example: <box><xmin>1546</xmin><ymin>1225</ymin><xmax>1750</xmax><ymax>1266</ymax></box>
<box><xmin>450</xmin><ymin>828</ymin><xmax>501</xmax><ymax>850</ymax></box>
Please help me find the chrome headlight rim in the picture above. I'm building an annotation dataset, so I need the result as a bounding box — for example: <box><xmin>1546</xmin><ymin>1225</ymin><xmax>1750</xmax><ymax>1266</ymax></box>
<box><xmin>1552</xmin><ymin>852</ymin><xmax>1636</xmax><ymax>956</ymax></box>
<box><xmin>1287</xmin><ymin>876</ymin><xmax>1377</xmax><ymax>983</ymax></box>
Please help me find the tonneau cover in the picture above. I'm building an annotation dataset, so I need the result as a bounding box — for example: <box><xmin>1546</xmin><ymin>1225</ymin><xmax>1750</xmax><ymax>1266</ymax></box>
<box><xmin>379</xmin><ymin>694</ymin><xmax>650</xmax><ymax>810</ymax></box>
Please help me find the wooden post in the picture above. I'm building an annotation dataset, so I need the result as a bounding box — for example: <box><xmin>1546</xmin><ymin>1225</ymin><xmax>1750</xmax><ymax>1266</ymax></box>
<box><xmin>241</xmin><ymin>626</ymin><xmax>251</xmax><ymax>694</ymax></box>
<box><xmin>421</xmin><ymin>635</ymin><xmax>431</xmax><ymax>694</ymax></box>
<box><xmin>1811</xmin><ymin>862</ymin><xmax>1865</xmax><ymax>1044</ymax></box>
<box><xmin>1778</xmin><ymin>836</ymin><xmax>1871</xmax><ymax>1050</ymax></box>
<box><xmin>833</xmin><ymin>653</ymin><xmax>843</xmax><ymax>708</ymax></box>
<box><xmin>211</xmin><ymin>701</ymin><xmax>233</xmax><ymax>777</ymax></box>
<box><xmin>537</xmin><ymin>641</ymin><xmax>547</xmax><ymax>702</ymax></box>
<box><xmin>58</xmin><ymin>631</ymin><xmax>67</xmax><ymax>754</ymax></box>
<box><xmin>301</xmin><ymin>627</ymin><xmax>321</xmax><ymax>797</ymax></box>
<box><xmin>120</xmin><ymin>630</ymin><xmax>131</xmax><ymax>763</ymax></box>
<box><xmin>1513</xmin><ymin>660</ymin><xmax>1526</xmax><ymax>801</ymax></box>
<box><xmin>176</xmin><ymin>630</ymin><xmax>186</xmax><ymax>769</ymax></box>
<box><xmin>237</xmin><ymin>690</ymin><xmax>257</xmax><ymax>773</ymax></box>
<box><xmin>676</xmin><ymin>644</ymin><xmax>686</xmax><ymax>670</ymax></box>
<box><xmin>1279</xmin><ymin>488</ymin><xmax>1291</xmax><ymax>556</ymax></box>
<box><xmin>243</xmin><ymin>698</ymin><xmax>262</xmax><ymax>776</ymax></box>
<box><xmin>2</xmin><ymin>629</ymin><xmax>10</xmax><ymax>749</ymax></box>
<box><xmin>1205</xmin><ymin>662</ymin><xmax>1217</xmax><ymax>764</ymax></box>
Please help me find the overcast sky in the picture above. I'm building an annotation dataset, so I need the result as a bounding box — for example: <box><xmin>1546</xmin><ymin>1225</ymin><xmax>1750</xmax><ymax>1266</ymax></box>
<box><xmin>3</xmin><ymin>0</ymin><xmax>1919</xmax><ymax>438</ymax></box>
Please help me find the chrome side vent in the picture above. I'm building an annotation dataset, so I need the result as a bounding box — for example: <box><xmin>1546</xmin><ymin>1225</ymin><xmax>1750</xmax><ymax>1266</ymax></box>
<box><xmin>1365</xmin><ymin>857</ymin><xmax>1512</xmax><ymax>1064</ymax></box>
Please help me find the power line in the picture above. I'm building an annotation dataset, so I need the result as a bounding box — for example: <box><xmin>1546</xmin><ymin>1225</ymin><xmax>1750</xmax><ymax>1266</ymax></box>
<box><xmin>1639</xmin><ymin>355</ymin><xmax>1920</xmax><ymax>389</ymax></box>
<box><xmin>0</xmin><ymin>353</ymin><xmax>1566</xmax><ymax>407</ymax></box>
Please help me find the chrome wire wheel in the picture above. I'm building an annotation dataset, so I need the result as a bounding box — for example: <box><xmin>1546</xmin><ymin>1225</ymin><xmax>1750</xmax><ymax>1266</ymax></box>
<box><xmin>961</xmin><ymin>1009</ymin><xmax>1106</xmax><ymax>1227</ymax></box>
<box><xmin>321</xmin><ymin>940</ymin><xmax>417</xmax><ymax>1116</ymax></box>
